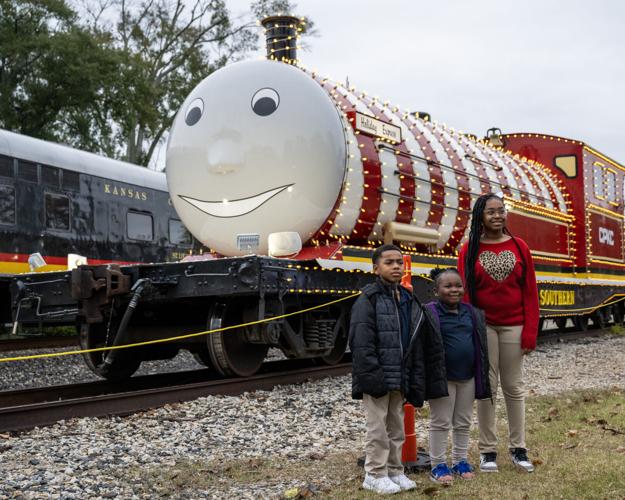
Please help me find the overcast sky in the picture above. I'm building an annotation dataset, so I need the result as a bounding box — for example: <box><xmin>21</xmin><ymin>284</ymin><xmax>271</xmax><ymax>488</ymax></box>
<box><xmin>227</xmin><ymin>0</ymin><xmax>625</xmax><ymax>163</ymax></box>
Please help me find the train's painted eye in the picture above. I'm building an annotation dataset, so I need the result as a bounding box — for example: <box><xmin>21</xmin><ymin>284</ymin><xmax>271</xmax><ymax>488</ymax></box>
<box><xmin>251</xmin><ymin>88</ymin><xmax>280</xmax><ymax>116</ymax></box>
<box><xmin>185</xmin><ymin>98</ymin><xmax>204</xmax><ymax>126</ymax></box>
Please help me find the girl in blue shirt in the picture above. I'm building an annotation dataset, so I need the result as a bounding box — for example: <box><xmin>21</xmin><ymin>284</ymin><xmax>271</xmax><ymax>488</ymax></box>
<box><xmin>426</xmin><ymin>267</ymin><xmax>491</xmax><ymax>484</ymax></box>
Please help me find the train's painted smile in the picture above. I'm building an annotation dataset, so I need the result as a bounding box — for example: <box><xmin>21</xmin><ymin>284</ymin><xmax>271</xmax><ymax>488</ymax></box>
<box><xmin>179</xmin><ymin>184</ymin><xmax>293</xmax><ymax>218</ymax></box>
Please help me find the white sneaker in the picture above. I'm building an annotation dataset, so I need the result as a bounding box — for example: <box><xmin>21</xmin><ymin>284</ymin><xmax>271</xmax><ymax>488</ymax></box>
<box><xmin>479</xmin><ymin>452</ymin><xmax>499</xmax><ymax>472</ymax></box>
<box><xmin>389</xmin><ymin>473</ymin><xmax>416</xmax><ymax>491</ymax></box>
<box><xmin>510</xmin><ymin>448</ymin><xmax>535</xmax><ymax>472</ymax></box>
<box><xmin>362</xmin><ymin>474</ymin><xmax>401</xmax><ymax>495</ymax></box>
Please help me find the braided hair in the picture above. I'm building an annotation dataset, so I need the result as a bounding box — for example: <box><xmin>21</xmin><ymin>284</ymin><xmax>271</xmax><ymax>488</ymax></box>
<box><xmin>430</xmin><ymin>267</ymin><xmax>461</xmax><ymax>287</ymax></box>
<box><xmin>464</xmin><ymin>193</ymin><xmax>526</xmax><ymax>305</ymax></box>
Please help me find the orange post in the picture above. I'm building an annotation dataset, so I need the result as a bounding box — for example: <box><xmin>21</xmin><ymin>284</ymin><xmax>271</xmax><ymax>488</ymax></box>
<box><xmin>402</xmin><ymin>403</ymin><xmax>417</xmax><ymax>465</ymax></box>
<box><xmin>400</xmin><ymin>254</ymin><xmax>418</xmax><ymax>465</ymax></box>
<box><xmin>401</xmin><ymin>254</ymin><xmax>413</xmax><ymax>292</ymax></box>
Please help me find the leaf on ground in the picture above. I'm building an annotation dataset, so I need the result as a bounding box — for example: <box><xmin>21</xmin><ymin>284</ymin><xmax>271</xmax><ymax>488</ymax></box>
<box><xmin>616</xmin><ymin>446</ymin><xmax>625</xmax><ymax>453</ymax></box>
<box><xmin>532</xmin><ymin>458</ymin><xmax>544</xmax><ymax>466</ymax></box>
<box><xmin>548</xmin><ymin>406</ymin><xmax>559</xmax><ymax>417</ymax></box>
<box><xmin>283</xmin><ymin>487</ymin><xmax>300</xmax><ymax>499</ymax></box>
<box><xmin>422</xmin><ymin>486</ymin><xmax>440</xmax><ymax>496</ymax></box>
<box><xmin>247</xmin><ymin>458</ymin><xmax>263</xmax><ymax>469</ymax></box>
<box><xmin>562</xmin><ymin>442</ymin><xmax>578</xmax><ymax>449</ymax></box>
<box><xmin>567</xmin><ymin>429</ymin><xmax>579</xmax><ymax>437</ymax></box>
<box><xmin>597</xmin><ymin>419</ymin><xmax>608</xmax><ymax>425</ymax></box>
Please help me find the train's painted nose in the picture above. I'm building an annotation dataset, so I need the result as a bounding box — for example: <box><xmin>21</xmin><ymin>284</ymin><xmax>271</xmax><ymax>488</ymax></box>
<box><xmin>206</xmin><ymin>139</ymin><xmax>243</xmax><ymax>175</ymax></box>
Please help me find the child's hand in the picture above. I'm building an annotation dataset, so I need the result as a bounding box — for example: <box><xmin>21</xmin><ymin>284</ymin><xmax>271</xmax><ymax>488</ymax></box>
<box><xmin>522</xmin><ymin>348</ymin><xmax>533</xmax><ymax>355</ymax></box>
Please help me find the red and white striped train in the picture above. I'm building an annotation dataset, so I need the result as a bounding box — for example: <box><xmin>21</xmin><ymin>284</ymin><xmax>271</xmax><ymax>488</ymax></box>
<box><xmin>165</xmin><ymin>17</ymin><xmax>625</xmax><ymax>330</ymax></box>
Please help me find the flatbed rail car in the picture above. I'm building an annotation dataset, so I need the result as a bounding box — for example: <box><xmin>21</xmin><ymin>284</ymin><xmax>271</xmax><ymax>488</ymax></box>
<box><xmin>8</xmin><ymin>257</ymin><xmax>430</xmax><ymax>380</ymax></box>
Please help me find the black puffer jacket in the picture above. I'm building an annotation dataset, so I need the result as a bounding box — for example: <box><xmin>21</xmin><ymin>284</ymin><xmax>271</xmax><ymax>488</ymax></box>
<box><xmin>349</xmin><ymin>278</ymin><xmax>448</xmax><ymax>407</ymax></box>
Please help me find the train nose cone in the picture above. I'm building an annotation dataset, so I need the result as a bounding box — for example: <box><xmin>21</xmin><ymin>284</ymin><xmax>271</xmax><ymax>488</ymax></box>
<box><xmin>206</xmin><ymin>140</ymin><xmax>243</xmax><ymax>175</ymax></box>
<box><xmin>166</xmin><ymin>59</ymin><xmax>346</xmax><ymax>256</ymax></box>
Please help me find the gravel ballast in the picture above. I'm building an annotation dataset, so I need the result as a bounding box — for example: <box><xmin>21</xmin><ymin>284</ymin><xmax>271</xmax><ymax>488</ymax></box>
<box><xmin>0</xmin><ymin>334</ymin><xmax>624</xmax><ymax>499</ymax></box>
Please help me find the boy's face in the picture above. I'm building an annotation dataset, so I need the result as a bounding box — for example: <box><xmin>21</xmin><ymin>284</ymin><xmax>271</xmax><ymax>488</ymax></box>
<box><xmin>373</xmin><ymin>250</ymin><xmax>403</xmax><ymax>283</ymax></box>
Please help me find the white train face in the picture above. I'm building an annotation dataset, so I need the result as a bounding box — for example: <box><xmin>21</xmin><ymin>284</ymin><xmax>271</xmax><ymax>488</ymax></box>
<box><xmin>166</xmin><ymin>60</ymin><xmax>346</xmax><ymax>255</ymax></box>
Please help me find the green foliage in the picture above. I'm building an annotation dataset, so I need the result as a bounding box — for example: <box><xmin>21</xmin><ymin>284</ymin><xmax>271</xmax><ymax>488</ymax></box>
<box><xmin>0</xmin><ymin>0</ymin><xmax>119</xmax><ymax>154</ymax></box>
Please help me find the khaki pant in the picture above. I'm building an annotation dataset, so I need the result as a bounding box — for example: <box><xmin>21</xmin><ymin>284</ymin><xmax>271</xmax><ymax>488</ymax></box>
<box><xmin>363</xmin><ymin>390</ymin><xmax>405</xmax><ymax>477</ymax></box>
<box><xmin>429</xmin><ymin>378</ymin><xmax>475</xmax><ymax>465</ymax></box>
<box><xmin>477</xmin><ymin>324</ymin><xmax>526</xmax><ymax>452</ymax></box>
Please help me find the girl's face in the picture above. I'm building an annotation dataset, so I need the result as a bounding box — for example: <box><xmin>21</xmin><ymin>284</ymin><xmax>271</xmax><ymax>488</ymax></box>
<box><xmin>482</xmin><ymin>197</ymin><xmax>506</xmax><ymax>232</ymax></box>
<box><xmin>436</xmin><ymin>272</ymin><xmax>464</xmax><ymax>306</ymax></box>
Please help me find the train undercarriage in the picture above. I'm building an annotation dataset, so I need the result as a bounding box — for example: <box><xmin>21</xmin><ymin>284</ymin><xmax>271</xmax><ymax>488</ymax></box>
<box><xmin>9</xmin><ymin>257</ymin><xmax>376</xmax><ymax>380</ymax></box>
<box><xmin>7</xmin><ymin>256</ymin><xmax>625</xmax><ymax>381</ymax></box>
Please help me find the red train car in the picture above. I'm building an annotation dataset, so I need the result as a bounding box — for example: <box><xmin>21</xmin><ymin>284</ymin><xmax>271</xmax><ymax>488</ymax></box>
<box><xmin>502</xmin><ymin>133</ymin><xmax>625</xmax><ymax>328</ymax></box>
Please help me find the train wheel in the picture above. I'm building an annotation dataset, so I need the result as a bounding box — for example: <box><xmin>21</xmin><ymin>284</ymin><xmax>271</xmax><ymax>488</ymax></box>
<box><xmin>555</xmin><ymin>317</ymin><xmax>568</xmax><ymax>332</ymax></box>
<box><xmin>320</xmin><ymin>324</ymin><xmax>348</xmax><ymax>365</ymax></box>
<box><xmin>613</xmin><ymin>304</ymin><xmax>625</xmax><ymax>325</ymax></box>
<box><xmin>591</xmin><ymin>309</ymin><xmax>607</xmax><ymax>329</ymax></box>
<box><xmin>573</xmin><ymin>315</ymin><xmax>589</xmax><ymax>332</ymax></box>
<box><xmin>79</xmin><ymin>322</ymin><xmax>141</xmax><ymax>381</ymax></box>
<box><xmin>206</xmin><ymin>302</ymin><xmax>268</xmax><ymax>377</ymax></box>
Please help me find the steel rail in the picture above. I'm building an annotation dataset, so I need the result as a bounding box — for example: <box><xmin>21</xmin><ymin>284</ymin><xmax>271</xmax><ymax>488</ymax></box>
<box><xmin>0</xmin><ymin>358</ymin><xmax>351</xmax><ymax>433</ymax></box>
<box><xmin>0</xmin><ymin>336</ymin><xmax>78</xmax><ymax>352</ymax></box>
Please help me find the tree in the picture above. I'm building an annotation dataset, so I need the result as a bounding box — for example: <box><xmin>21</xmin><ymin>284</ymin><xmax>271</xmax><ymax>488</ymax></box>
<box><xmin>0</xmin><ymin>0</ymin><xmax>120</xmax><ymax>153</ymax></box>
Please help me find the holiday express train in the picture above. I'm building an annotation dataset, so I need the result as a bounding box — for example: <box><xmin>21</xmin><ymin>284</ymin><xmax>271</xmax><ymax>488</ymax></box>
<box><xmin>8</xmin><ymin>16</ymin><xmax>625</xmax><ymax>379</ymax></box>
<box><xmin>0</xmin><ymin>129</ymin><xmax>200</xmax><ymax>323</ymax></box>
<box><xmin>166</xmin><ymin>17</ymin><xmax>625</xmax><ymax>332</ymax></box>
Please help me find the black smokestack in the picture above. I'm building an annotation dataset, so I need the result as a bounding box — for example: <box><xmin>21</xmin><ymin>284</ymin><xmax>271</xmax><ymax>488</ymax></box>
<box><xmin>261</xmin><ymin>15</ymin><xmax>302</xmax><ymax>64</ymax></box>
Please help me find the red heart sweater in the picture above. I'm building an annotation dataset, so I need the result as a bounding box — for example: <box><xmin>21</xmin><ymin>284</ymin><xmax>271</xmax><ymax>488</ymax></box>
<box><xmin>457</xmin><ymin>237</ymin><xmax>539</xmax><ymax>350</ymax></box>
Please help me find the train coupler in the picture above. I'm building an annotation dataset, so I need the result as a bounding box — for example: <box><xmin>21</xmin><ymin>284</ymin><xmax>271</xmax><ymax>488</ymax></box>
<box><xmin>71</xmin><ymin>265</ymin><xmax>131</xmax><ymax>323</ymax></box>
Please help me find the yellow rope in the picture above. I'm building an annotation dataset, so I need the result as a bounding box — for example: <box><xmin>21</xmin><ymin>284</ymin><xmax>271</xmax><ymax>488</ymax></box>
<box><xmin>0</xmin><ymin>292</ymin><xmax>362</xmax><ymax>363</ymax></box>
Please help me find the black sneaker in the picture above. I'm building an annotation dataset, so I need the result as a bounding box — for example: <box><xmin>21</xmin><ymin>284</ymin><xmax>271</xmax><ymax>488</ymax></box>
<box><xmin>479</xmin><ymin>452</ymin><xmax>498</xmax><ymax>472</ymax></box>
<box><xmin>510</xmin><ymin>447</ymin><xmax>534</xmax><ymax>472</ymax></box>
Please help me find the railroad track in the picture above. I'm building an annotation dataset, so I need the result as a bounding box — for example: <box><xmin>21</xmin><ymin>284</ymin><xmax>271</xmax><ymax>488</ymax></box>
<box><xmin>0</xmin><ymin>326</ymin><xmax>614</xmax><ymax>434</ymax></box>
<box><xmin>0</xmin><ymin>335</ymin><xmax>78</xmax><ymax>352</ymax></box>
<box><xmin>0</xmin><ymin>357</ymin><xmax>351</xmax><ymax>433</ymax></box>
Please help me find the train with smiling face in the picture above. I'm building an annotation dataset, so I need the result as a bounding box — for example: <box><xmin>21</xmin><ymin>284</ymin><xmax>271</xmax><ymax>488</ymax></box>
<box><xmin>9</xmin><ymin>15</ymin><xmax>625</xmax><ymax>379</ymax></box>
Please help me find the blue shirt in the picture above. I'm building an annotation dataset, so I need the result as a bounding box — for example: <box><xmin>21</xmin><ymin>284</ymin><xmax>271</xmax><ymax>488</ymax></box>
<box><xmin>397</xmin><ymin>287</ymin><xmax>412</xmax><ymax>352</ymax></box>
<box><xmin>435</xmin><ymin>302</ymin><xmax>475</xmax><ymax>381</ymax></box>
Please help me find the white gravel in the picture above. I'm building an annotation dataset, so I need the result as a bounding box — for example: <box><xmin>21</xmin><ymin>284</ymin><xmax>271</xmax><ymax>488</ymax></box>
<box><xmin>0</xmin><ymin>334</ymin><xmax>624</xmax><ymax>499</ymax></box>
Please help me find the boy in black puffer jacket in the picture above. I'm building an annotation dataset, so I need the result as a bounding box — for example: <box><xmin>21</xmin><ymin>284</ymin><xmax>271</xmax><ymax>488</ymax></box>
<box><xmin>349</xmin><ymin>244</ymin><xmax>447</xmax><ymax>495</ymax></box>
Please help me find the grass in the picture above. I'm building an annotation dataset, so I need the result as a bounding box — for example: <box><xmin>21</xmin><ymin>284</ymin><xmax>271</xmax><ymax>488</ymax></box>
<box><xmin>126</xmin><ymin>388</ymin><xmax>625</xmax><ymax>498</ymax></box>
<box><xmin>610</xmin><ymin>324</ymin><xmax>625</xmax><ymax>335</ymax></box>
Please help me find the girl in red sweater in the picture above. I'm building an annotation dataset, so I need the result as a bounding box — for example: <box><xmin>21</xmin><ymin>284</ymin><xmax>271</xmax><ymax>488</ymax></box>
<box><xmin>457</xmin><ymin>193</ymin><xmax>539</xmax><ymax>473</ymax></box>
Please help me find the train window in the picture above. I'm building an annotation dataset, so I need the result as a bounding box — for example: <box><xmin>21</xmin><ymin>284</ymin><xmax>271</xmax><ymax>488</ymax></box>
<box><xmin>553</xmin><ymin>155</ymin><xmax>577</xmax><ymax>178</ymax></box>
<box><xmin>606</xmin><ymin>169</ymin><xmax>617</xmax><ymax>204</ymax></box>
<box><xmin>127</xmin><ymin>211</ymin><xmax>153</xmax><ymax>241</ymax></box>
<box><xmin>0</xmin><ymin>155</ymin><xmax>14</xmax><ymax>178</ymax></box>
<box><xmin>17</xmin><ymin>160</ymin><xmax>38</xmax><ymax>183</ymax></box>
<box><xmin>593</xmin><ymin>164</ymin><xmax>605</xmax><ymax>199</ymax></box>
<box><xmin>62</xmin><ymin>170</ymin><xmax>80</xmax><ymax>190</ymax></box>
<box><xmin>169</xmin><ymin>219</ymin><xmax>192</xmax><ymax>246</ymax></box>
<box><xmin>0</xmin><ymin>185</ymin><xmax>16</xmax><ymax>225</ymax></box>
<box><xmin>45</xmin><ymin>193</ymin><xmax>71</xmax><ymax>231</ymax></box>
<box><xmin>41</xmin><ymin>165</ymin><xmax>60</xmax><ymax>187</ymax></box>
